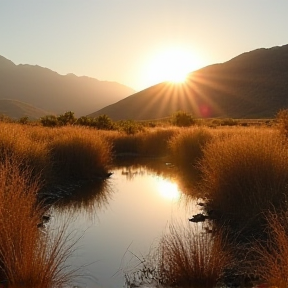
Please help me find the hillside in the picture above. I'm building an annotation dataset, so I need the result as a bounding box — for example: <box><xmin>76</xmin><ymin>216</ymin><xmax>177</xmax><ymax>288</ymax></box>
<box><xmin>90</xmin><ymin>44</ymin><xmax>288</xmax><ymax>120</ymax></box>
<box><xmin>0</xmin><ymin>56</ymin><xmax>135</xmax><ymax>117</ymax></box>
<box><xmin>0</xmin><ymin>99</ymin><xmax>51</xmax><ymax>120</ymax></box>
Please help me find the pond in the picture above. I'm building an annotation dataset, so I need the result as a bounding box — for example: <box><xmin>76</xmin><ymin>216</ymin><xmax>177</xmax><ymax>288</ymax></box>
<box><xmin>47</xmin><ymin>160</ymin><xmax>201</xmax><ymax>288</ymax></box>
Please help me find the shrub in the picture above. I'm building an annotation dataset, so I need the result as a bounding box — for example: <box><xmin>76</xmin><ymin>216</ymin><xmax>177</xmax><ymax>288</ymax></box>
<box><xmin>93</xmin><ymin>114</ymin><xmax>114</xmax><ymax>130</ymax></box>
<box><xmin>57</xmin><ymin>111</ymin><xmax>77</xmax><ymax>126</ymax></box>
<box><xmin>116</xmin><ymin>120</ymin><xmax>145</xmax><ymax>135</ymax></box>
<box><xmin>40</xmin><ymin>115</ymin><xmax>58</xmax><ymax>127</ymax></box>
<box><xmin>76</xmin><ymin>116</ymin><xmax>93</xmax><ymax>127</ymax></box>
<box><xmin>171</xmin><ymin>110</ymin><xmax>195</xmax><ymax>127</ymax></box>
<box><xmin>18</xmin><ymin>116</ymin><xmax>29</xmax><ymax>124</ymax></box>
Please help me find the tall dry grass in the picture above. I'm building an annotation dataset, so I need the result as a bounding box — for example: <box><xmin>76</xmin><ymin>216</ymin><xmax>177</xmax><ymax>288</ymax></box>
<box><xmin>0</xmin><ymin>123</ymin><xmax>51</xmax><ymax>182</ymax></box>
<box><xmin>199</xmin><ymin>128</ymin><xmax>288</xmax><ymax>233</ymax></box>
<box><xmin>104</xmin><ymin>127</ymin><xmax>177</xmax><ymax>157</ymax></box>
<box><xmin>253</xmin><ymin>211</ymin><xmax>288</xmax><ymax>288</ymax></box>
<box><xmin>168</xmin><ymin>127</ymin><xmax>213</xmax><ymax>167</ymax></box>
<box><xmin>157</xmin><ymin>223</ymin><xmax>231</xmax><ymax>288</ymax></box>
<box><xmin>48</xmin><ymin>127</ymin><xmax>112</xmax><ymax>181</ymax></box>
<box><xmin>0</xmin><ymin>155</ymin><xmax>80</xmax><ymax>287</ymax></box>
<box><xmin>0</xmin><ymin>123</ymin><xmax>112</xmax><ymax>184</ymax></box>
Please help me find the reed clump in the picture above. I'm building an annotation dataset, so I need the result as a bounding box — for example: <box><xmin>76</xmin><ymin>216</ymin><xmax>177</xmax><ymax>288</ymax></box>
<box><xmin>138</xmin><ymin>127</ymin><xmax>177</xmax><ymax>156</ymax></box>
<box><xmin>168</xmin><ymin>127</ymin><xmax>213</xmax><ymax>168</ymax></box>
<box><xmin>48</xmin><ymin>127</ymin><xmax>112</xmax><ymax>181</ymax></box>
<box><xmin>104</xmin><ymin>127</ymin><xmax>177</xmax><ymax>157</ymax></box>
<box><xmin>0</xmin><ymin>156</ymin><xmax>79</xmax><ymax>288</ymax></box>
<box><xmin>157</xmin><ymin>223</ymin><xmax>231</xmax><ymax>288</ymax></box>
<box><xmin>104</xmin><ymin>130</ymin><xmax>141</xmax><ymax>155</ymax></box>
<box><xmin>0</xmin><ymin>123</ymin><xmax>113</xmax><ymax>184</ymax></box>
<box><xmin>0</xmin><ymin>123</ymin><xmax>51</xmax><ymax>181</ymax></box>
<box><xmin>199</xmin><ymin>128</ymin><xmax>288</xmax><ymax>234</ymax></box>
<box><xmin>253</xmin><ymin>211</ymin><xmax>288</xmax><ymax>288</ymax></box>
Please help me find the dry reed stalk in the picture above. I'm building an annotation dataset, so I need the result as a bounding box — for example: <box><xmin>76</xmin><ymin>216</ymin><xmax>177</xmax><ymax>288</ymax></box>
<box><xmin>253</xmin><ymin>211</ymin><xmax>288</xmax><ymax>288</ymax></box>
<box><xmin>157</xmin><ymin>223</ymin><xmax>231</xmax><ymax>288</ymax></box>
<box><xmin>48</xmin><ymin>126</ymin><xmax>112</xmax><ymax>180</ymax></box>
<box><xmin>168</xmin><ymin>126</ymin><xmax>213</xmax><ymax>167</ymax></box>
<box><xmin>199</xmin><ymin>128</ymin><xmax>288</xmax><ymax>232</ymax></box>
<box><xmin>0</xmin><ymin>155</ymin><xmax>80</xmax><ymax>288</ymax></box>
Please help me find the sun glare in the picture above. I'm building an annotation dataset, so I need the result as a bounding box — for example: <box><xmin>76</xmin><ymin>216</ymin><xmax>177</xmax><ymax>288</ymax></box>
<box><xmin>143</xmin><ymin>47</ymin><xmax>203</xmax><ymax>86</ymax></box>
<box><xmin>157</xmin><ymin>178</ymin><xmax>180</xmax><ymax>201</ymax></box>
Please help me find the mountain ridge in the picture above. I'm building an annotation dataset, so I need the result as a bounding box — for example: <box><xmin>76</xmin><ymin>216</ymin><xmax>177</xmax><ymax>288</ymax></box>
<box><xmin>89</xmin><ymin>44</ymin><xmax>288</xmax><ymax>120</ymax></box>
<box><xmin>0</xmin><ymin>99</ymin><xmax>51</xmax><ymax>120</ymax></box>
<box><xmin>0</xmin><ymin>56</ymin><xmax>135</xmax><ymax>117</ymax></box>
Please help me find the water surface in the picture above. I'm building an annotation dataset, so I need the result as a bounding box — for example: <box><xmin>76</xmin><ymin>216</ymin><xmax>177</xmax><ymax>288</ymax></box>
<box><xmin>49</xmin><ymin>163</ymin><xmax>200</xmax><ymax>288</ymax></box>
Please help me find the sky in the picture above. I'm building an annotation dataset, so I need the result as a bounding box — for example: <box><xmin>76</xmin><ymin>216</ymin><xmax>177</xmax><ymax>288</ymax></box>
<box><xmin>1</xmin><ymin>1</ymin><xmax>288</xmax><ymax>91</ymax></box>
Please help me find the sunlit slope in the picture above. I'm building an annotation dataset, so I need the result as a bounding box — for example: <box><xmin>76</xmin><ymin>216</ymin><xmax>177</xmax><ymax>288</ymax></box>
<box><xmin>0</xmin><ymin>99</ymin><xmax>51</xmax><ymax>119</ymax></box>
<box><xmin>90</xmin><ymin>44</ymin><xmax>288</xmax><ymax>120</ymax></box>
<box><xmin>0</xmin><ymin>56</ymin><xmax>135</xmax><ymax>117</ymax></box>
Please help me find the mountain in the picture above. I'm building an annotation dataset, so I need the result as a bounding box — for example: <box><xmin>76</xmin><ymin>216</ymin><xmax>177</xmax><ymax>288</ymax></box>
<box><xmin>0</xmin><ymin>99</ymin><xmax>51</xmax><ymax>119</ymax></box>
<box><xmin>0</xmin><ymin>56</ymin><xmax>135</xmax><ymax>117</ymax></box>
<box><xmin>89</xmin><ymin>44</ymin><xmax>288</xmax><ymax>120</ymax></box>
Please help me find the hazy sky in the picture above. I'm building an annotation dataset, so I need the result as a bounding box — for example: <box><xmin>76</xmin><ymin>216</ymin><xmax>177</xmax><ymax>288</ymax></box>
<box><xmin>1</xmin><ymin>1</ymin><xmax>287</xmax><ymax>91</ymax></box>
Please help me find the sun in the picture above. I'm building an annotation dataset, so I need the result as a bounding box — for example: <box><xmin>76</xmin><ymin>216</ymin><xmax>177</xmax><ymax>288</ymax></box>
<box><xmin>143</xmin><ymin>47</ymin><xmax>203</xmax><ymax>86</ymax></box>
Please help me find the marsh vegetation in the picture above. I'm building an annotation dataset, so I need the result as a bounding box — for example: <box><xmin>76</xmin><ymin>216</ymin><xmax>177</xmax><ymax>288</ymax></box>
<box><xmin>1</xmin><ymin>111</ymin><xmax>288</xmax><ymax>287</ymax></box>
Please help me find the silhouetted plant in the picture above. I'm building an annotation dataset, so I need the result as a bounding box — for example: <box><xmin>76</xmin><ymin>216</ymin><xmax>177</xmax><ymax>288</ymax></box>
<box><xmin>0</xmin><ymin>114</ymin><xmax>13</xmax><ymax>123</ymax></box>
<box><xmin>57</xmin><ymin>111</ymin><xmax>77</xmax><ymax>126</ymax></box>
<box><xmin>171</xmin><ymin>110</ymin><xmax>195</xmax><ymax>127</ymax></box>
<box><xmin>117</xmin><ymin>120</ymin><xmax>145</xmax><ymax>135</ymax></box>
<box><xmin>18</xmin><ymin>116</ymin><xmax>29</xmax><ymax>125</ymax></box>
<box><xmin>40</xmin><ymin>115</ymin><xmax>58</xmax><ymax>127</ymax></box>
<box><xmin>221</xmin><ymin>118</ymin><xmax>238</xmax><ymax>126</ymax></box>
<box><xmin>76</xmin><ymin>116</ymin><xmax>93</xmax><ymax>126</ymax></box>
<box><xmin>93</xmin><ymin>114</ymin><xmax>114</xmax><ymax>130</ymax></box>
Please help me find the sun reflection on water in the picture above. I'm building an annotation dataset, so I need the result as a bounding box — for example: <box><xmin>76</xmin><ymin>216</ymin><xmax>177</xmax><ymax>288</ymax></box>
<box><xmin>156</xmin><ymin>178</ymin><xmax>181</xmax><ymax>201</ymax></box>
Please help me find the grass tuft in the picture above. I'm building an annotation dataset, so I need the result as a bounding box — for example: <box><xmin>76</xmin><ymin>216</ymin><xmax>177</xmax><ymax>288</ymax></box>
<box><xmin>157</xmin><ymin>223</ymin><xmax>231</xmax><ymax>288</ymax></box>
<box><xmin>0</xmin><ymin>156</ymin><xmax>80</xmax><ymax>288</ymax></box>
<box><xmin>199</xmin><ymin>128</ymin><xmax>288</xmax><ymax>234</ymax></box>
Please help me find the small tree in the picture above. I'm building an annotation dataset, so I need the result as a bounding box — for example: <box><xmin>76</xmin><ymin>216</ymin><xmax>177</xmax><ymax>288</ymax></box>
<box><xmin>171</xmin><ymin>110</ymin><xmax>195</xmax><ymax>127</ymax></box>
<box><xmin>40</xmin><ymin>115</ymin><xmax>58</xmax><ymax>127</ymax></box>
<box><xmin>93</xmin><ymin>115</ymin><xmax>114</xmax><ymax>130</ymax></box>
<box><xmin>76</xmin><ymin>116</ymin><xmax>93</xmax><ymax>126</ymax></box>
<box><xmin>18</xmin><ymin>116</ymin><xmax>29</xmax><ymax>125</ymax></box>
<box><xmin>57</xmin><ymin>111</ymin><xmax>77</xmax><ymax>126</ymax></box>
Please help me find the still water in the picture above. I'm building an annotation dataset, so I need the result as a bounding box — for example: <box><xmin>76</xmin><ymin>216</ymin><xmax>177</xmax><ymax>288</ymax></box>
<box><xmin>48</xmin><ymin>162</ymin><xmax>200</xmax><ymax>288</ymax></box>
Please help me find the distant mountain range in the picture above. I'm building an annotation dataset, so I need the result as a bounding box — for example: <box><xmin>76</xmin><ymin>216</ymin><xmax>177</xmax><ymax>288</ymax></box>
<box><xmin>90</xmin><ymin>44</ymin><xmax>288</xmax><ymax>120</ymax></box>
<box><xmin>0</xmin><ymin>55</ymin><xmax>135</xmax><ymax>117</ymax></box>
<box><xmin>0</xmin><ymin>99</ymin><xmax>51</xmax><ymax>120</ymax></box>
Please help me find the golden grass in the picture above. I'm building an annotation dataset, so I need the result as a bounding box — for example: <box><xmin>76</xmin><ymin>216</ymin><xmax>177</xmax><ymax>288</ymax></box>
<box><xmin>104</xmin><ymin>127</ymin><xmax>177</xmax><ymax>156</ymax></box>
<box><xmin>48</xmin><ymin>126</ymin><xmax>112</xmax><ymax>181</ymax></box>
<box><xmin>253</xmin><ymin>211</ymin><xmax>288</xmax><ymax>288</ymax></box>
<box><xmin>199</xmin><ymin>128</ymin><xmax>288</xmax><ymax>233</ymax></box>
<box><xmin>168</xmin><ymin>127</ymin><xmax>213</xmax><ymax>168</ymax></box>
<box><xmin>0</xmin><ymin>123</ymin><xmax>112</xmax><ymax>183</ymax></box>
<box><xmin>138</xmin><ymin>127</ymin><xmax>177</xmax><ymax>156</ymax></box>
<box><xmin>0</xmin><ymin>156</ymin><xmax>80</xmax><ymax>287</ymax></box>
<box><xmin>157</xmin><ymin>223</ymin><xmax>231</xmax><ymax>288</ymax></box>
